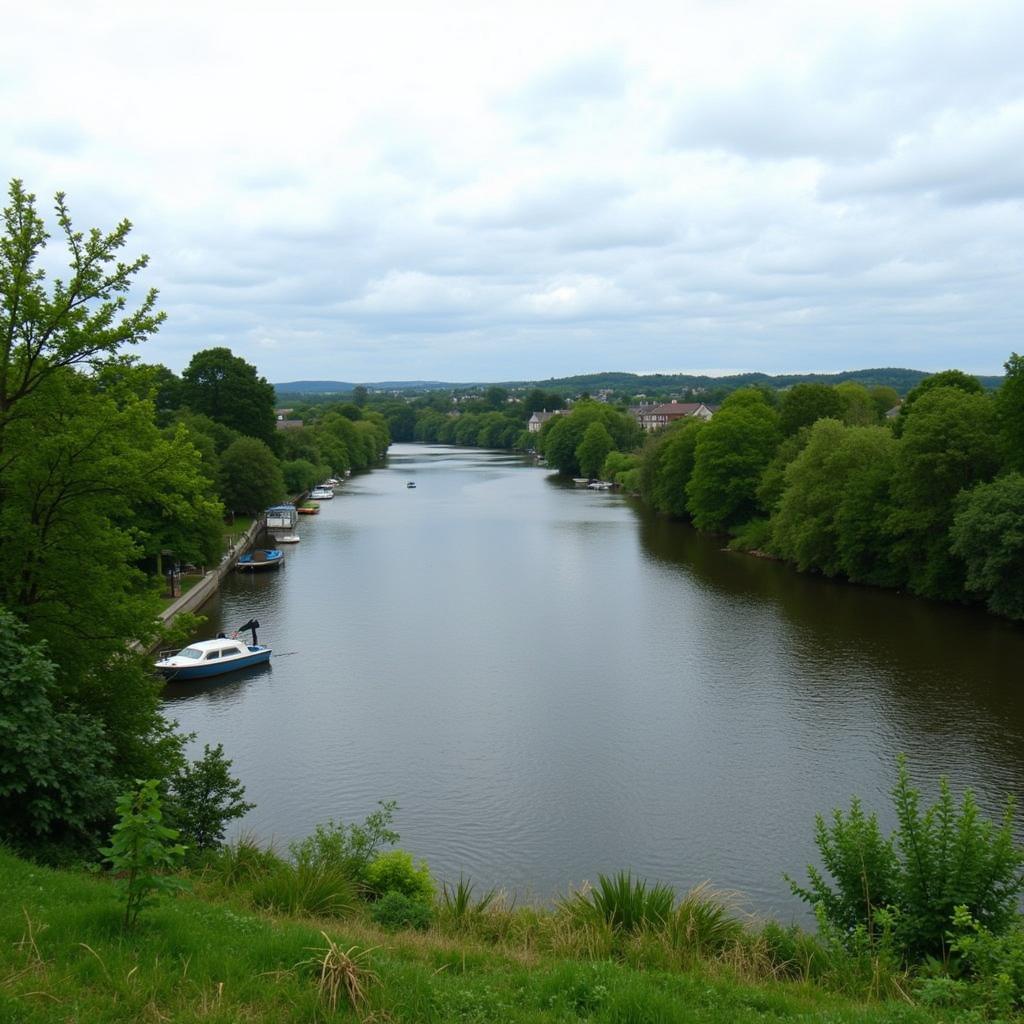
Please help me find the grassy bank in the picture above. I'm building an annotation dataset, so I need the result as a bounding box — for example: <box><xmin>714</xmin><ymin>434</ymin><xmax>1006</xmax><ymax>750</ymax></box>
<box><xmin>0</xmin><ymin>848</ymin><xmax>959</xmax><ymax>1024</ymax></box>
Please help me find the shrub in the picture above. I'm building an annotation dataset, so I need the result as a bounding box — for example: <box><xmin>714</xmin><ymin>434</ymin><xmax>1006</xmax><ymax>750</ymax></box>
<box><xmin>563</xmin><ymin>872</ymin><xmax>675</xmax><ymax>934</ymax></box>
<box><xmin>365</xmin><ymin>848</ymin><xmax>435</xmax><ymax>903</ymax></box>
<box><xmin>370</xmin><ymin>890</ymin><xmax>433</xmax><ymax>931</ymax></box>
<box><xmin>204</xmin><ymin>832</ymin><xmax>283</xmax><ymax>887</ymax></box>
<box><xmin>789</xmin><ymin>756</ymin><xmax>1024</xmax><ymax>963</ymax></box>
<box><xmin>289</xmin><ymin>800</ymin><xmax>398</xmax><ymax>885</ymax></box>
<box><xmin>665</xmin><ymin>882</ymin><xmax>744</xmax><ymax>956</ymax></box>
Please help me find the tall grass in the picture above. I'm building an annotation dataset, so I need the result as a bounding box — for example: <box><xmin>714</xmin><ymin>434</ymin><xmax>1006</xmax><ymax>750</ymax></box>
<box><xmin>250</xmin><ymin>861</ymin><xmax>356</xmax><ymax>918</ymax></box>
<box><xmin>563</xmin><ymin>871</ymin><xmax>675</xmax><ymax>934</ymax></box>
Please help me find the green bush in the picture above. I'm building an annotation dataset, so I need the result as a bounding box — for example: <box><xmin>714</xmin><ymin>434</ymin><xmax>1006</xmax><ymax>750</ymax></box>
<box><xmin>789</xmin><ymin>757</ymin><xmax>1024</xmax><ymax>962</ymax></box>
<box><xmin>289</xmin><ymin>800</ymin><xmax>399</xmax><ymax>886</ymax></box>
<box><xmin>563</xmin><ymin>871</ymin><xmax>675</xmax><ymax>934</ymax></box>
<box><xmin>167</xmin><ymin>743</ymin><xmax>254</xmax><ymax>853</ymax></box>
<box><xmin>370</xmin><ymin>890</ymin><xmax>433</xmax><ymax>931</ymax></box>
<box><xmin>365</xmin><ymin>848</ymin><xmax>435</xmax><ymax>903</ymax></box>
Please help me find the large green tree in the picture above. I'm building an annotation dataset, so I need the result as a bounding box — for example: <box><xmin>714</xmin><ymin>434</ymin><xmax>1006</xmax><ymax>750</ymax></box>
<box><xmin>995</xmin><ymin>352</ymin><xmax>1024</xmax><ymax>471</ymax></box>
<box><xmin>180</xmin><ymin>347</ymin><xmax>276</xmax><ymax>443</ymax></box>
<box><xmin>950</xmin><ymin>473</ymin><xmax>1024</xmax><ymax>619</ymax></box>
<box><xmin>894</xmin><ymin>369</ymin><xmax>984</xmax><ymax>436</ymax></box>
<box><xmin>218</xmin><ymin>436</ymin><xmax>286</xmax><ymax>513</ymax></box>
<box><xmin>687</xmin><ymin>389</ymin><xmax>780</xmax><ymax>532</ymax></box>
<box><xmin>889</xmin><ymin>387</ymin><xmax>1000</xmax><ymax>600</ymax></box>
<box><xmin>778</xmin><ymin>383</ymin><xmax>844</xmax><ymax>436</ymax></box>
<box><xmin>576</xmin><ymin>421</ymin><xmax>614</xmax><ymax>478</ymax></box>
<box><xmin>541</xmin><ymin>402</ymin><xmax>640</xmax><ymax>476</ymax></box>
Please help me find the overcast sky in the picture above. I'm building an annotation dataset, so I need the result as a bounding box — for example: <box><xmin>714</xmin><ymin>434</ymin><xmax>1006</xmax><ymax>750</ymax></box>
<box><xmin>3</xmin><ymin>0</ymin><xmax>1022</xmax><ymax>383</ymax></box>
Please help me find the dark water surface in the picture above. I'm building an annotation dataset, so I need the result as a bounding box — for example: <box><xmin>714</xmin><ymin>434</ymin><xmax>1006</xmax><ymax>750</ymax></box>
<box><xmin>165</xmin><ymin>444</ymin><xmax>1024</xmax><ymax>919</ymax></box>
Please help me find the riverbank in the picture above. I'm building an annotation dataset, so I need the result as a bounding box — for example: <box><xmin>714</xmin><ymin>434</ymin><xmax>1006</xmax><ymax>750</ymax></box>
<box><xmin>0</xmin><ymin>848</ymin><xmax>955</xmax><ymax>1024</ymax></box>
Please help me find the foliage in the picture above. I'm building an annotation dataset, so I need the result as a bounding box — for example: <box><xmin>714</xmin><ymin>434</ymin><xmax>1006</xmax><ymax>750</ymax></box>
<box><xmin>0</xmin><ymin>608</ymin><xmax>116</xmax><ymax>849</ymax></box>
<box><xmin>937</xmin><ymin>906</ymin><xmax>1024</xmax><ymax>1016</ymax></box>
<box><xmin>779</xmin><ymin>383</ymin><xmax>845</xmax><ymax>436</ymax></box>
<box><xmin>895</xmin><ymin>369</ymin><xmax>985</xmax><ymax>436</ymax></box>
<box><xmin>687</xmin><ymin>388</ymin><xmax>780</xmax><ymax>531</ymax></box>
<box><xmin>600</xmin><ymin>450</ymin><xmax>640</xmax><ymax>483</ymax></box>
<box><xmin>563</xmin><ymin>871</ymin><xmax>675</xmax><ymax>934</ymax></box>
<box><xmin>789</xmin><ymin>757</ymin><xmax>1024</xmax><ymax>963</ymax></box>
<box><xmin>180</xmin><ymin>346</ymin><xmax>276</xmax><ymax>443</ymax></box>
<box><xmin>167</xmin><ymin>743</ymin><xmax>255</xmax><ymax>852</ymax></box>
<box><xmin>281</xmin><ymin>457</ymin><xmax>322</xmax><ymax>493</ymax></box>
<box><xmin>996</xmin><ymin>352</ymin><xmax>1024</xmax><ymax>471</ymax></box>
<box><xmin>365</xmin><ymin>848</ymin><xmax>435</xmax><ymax>903</ymax></box>
<box><xmin>889</xmin><ymin>388</ymin><xmax>999</xmax><ymax>600</ymax></box>
<box><xmin>541</xmin><ymin>402</ymin><xmax>640</xmax><ymax>476</ymax></box>
<box><xmin>100</xmin><ymin>779</ymin><xmax>187</xmax><ymax>928</ymax></box>
<box><xmin>217</xmin><ymin>435</ymin><xmax>286</xmax><ymax>513</ymax></box>
<box><xmin>0</xmin><ymin>178</ymin><xmax>163</xmax><ymax>439</ymax></box>
<box><xmin>647</xmin><ymin>419</ymin><xmax>705</xmax><ymax>518</ymax></box>
<box><xmin>950</xmin><ymin>473</ymin><xmax>1024</xmax><ymax>619</ymax></box>
<box><xmin>289</xmin><ymin>800</ymin><xmax>399</xmax><ymax>885</ymax></box>
<box><xmin>576</xmin><ymin>421</ymin><xmax>615</xmax><ymax>478</ymax></box>
<box><xmin>301</xmin><ymin>933</ymin><xmax>379</xmax><ymax>1016</ymax></box>
<box><xmin>370</xmin><ymin>890</ymin><xmax>434</xmax><ymax>931</ymax></box>
<box><xmin>665</xmin><ymin>883</ymin><xmax>744</xmax><ymax>957</ymax></box>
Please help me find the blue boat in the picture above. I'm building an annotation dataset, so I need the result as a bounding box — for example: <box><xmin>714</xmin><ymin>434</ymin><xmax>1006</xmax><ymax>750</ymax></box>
<box><xmin>237</xmin><ymin>548</ymin><xmax>284</xmax><ymax>571</ymax></box>
<box><xmin>155</xmin><ymin>637</ymin><xmax>272</xmax><ymax>680</ymax></box>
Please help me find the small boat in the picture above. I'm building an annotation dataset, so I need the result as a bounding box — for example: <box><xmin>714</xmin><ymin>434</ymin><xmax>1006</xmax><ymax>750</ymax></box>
<box><xmin>265</xmin><ymin>503</ymin><xmax>298</xmax><ymax>530</ymax></box>
<box><xmin>237</xmin><ymin>548</ymin><xmax>284</xmax><ymax>571</ymax></box>
<box><xmin>310</xmin><ymin>486</ymin><xmax>334</xmax><ymax>500</ymax></box>
<box><xmin>155</xmin><ymin>627</ymin><xmax>271</xmax><ymax>680</ymax></box>
<box><xmin>407</xmin><ymin>480</ymin><xmax>416</xmax><ymax>488</ymax></box>
<box><xmin>278</xmin><ymin>534</ymin><xmax>300</xmax><ymax>544</ymax></box>
<box><xmin>297</xmin><ymin>502</ymin><xmax>320</xmax><ymax>515</ymax></box>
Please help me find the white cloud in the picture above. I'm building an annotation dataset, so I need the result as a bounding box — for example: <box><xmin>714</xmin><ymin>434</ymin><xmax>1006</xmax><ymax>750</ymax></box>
<box><xmin>0</xmin><ymin>0</ymin><xmax>1021</xmax><ymax>381</ymax></box>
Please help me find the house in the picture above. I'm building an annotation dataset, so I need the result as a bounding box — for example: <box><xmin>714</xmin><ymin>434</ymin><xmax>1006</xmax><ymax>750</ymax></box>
<box><xmin>633</xmin><ymin>401</ymin><xmax>715</xmax><ymax>432</ymax></box>
<box><xmin>528</xmin><ymin>409</ymin><xmax>560</xmax><ymax>433</ymax></box>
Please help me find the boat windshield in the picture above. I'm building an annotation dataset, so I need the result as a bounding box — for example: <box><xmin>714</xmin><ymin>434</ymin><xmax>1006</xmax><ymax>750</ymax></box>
<box><xmin>178</xmin><ymin>647</ymin><xmax>204</xmax><ymax>660</ymax></box>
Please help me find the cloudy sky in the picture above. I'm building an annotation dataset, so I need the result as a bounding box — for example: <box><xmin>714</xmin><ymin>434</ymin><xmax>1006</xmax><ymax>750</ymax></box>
<box><xmin>3</xmin><ymin>0</ymin><xmax>1022</xmax><ymax>383</ymax></box>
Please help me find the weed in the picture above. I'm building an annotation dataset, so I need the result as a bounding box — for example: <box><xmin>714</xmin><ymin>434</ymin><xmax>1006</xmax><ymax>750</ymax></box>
<box><xmin>302</xmin><ymin>932</ymin><xmax>378</xmax><ymax>1017</ymax></box>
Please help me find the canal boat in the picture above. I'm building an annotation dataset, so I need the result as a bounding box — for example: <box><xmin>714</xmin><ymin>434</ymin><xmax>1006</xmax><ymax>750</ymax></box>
<box><xmin>310</xmin><ymin>486</ymin><xmax>334</xmax><ymax>500</ymax></box>
<box><xmin>297</xmin><ymin>502</ymin><xmax>320</xmax><ymax>514</ymax></box>
<box><xmin>265</xmin><ymin>503</ymin><xmax>298</xmax><ymax>530</ymax></box>
<box><xmin>277</xmin><ymin>534</ymin><xmax>301</xmax><ymax>543</ymax></box>
<box><xmin>155</xmin><ymin>637</ymin><xmax>272</xmax><ymax>680</ymax></box>
<box><xmin>236</xmin><ymin>548</ymin><xmax>284</xmax><ymax>571</ymax></box>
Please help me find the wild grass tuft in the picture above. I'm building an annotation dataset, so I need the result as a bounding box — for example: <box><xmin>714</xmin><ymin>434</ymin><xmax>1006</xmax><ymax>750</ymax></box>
<box><xmin>665</xmin><ymin>882</ymin><xmax>746</xmax><ymax>958</ymax></box>
<box><xmin>440</xmin><ymin>875</ymin><xmax>497</xmax><ymax>923</ymax></box>
<box><xmin>562</xmin><ymin>871</ymin><xmax>675</xmax><ymax>934</ymax></box>
<box><xmin>250</xmin><ymin>862</ymin><xmax>356</xmax><ymax>918</ymax></box>
<box><xmin>301</xmin><ymin>932</ymin><xmax>378</xmax><ymax>1017</ymax></box>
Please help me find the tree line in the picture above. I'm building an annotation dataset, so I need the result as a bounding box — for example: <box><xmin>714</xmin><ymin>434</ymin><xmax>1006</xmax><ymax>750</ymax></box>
<box><xmin>541</xmin><ymin>370</ymin><xmax>1024</xmax><ymax>620</ymax></box>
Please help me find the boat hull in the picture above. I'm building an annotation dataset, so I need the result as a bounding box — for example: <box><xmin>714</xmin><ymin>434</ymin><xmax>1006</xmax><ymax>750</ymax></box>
<box><xmin>157</xmin><ymin>648</ymin><xmax>272</xmax><ymax>680</ymax></box>
<box><xmin>237</xmin><ymin>550</ymin><xmax>284</xmax><ymax>571</ymax></box>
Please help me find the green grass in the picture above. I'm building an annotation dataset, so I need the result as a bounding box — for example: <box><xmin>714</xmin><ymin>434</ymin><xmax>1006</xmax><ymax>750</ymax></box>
<box><xmin>0</xmin><ymin>848</ymin><xmax>968</xmax><ymax>1023</ymax></box>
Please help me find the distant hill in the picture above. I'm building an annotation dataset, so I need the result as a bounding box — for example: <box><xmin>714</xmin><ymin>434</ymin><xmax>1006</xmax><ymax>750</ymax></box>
<box><xmin>276</xmin><ymin>367</ymin><xmax>1002</xmax><ymax>399</ymax></box>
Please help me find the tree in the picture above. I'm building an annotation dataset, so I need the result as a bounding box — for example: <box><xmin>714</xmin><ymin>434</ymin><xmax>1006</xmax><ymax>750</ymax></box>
<box><xmin>576</xmin><ymin>421</ymin><xmax>614</xmax><ymax>478</ymax></box>
<box><xmin>0</xmin><ymin>179</ymin><xmax>163</xmax><ymax>445</ymax></box>
<box><xmin>167</xmin><ymin>743</ymin><xmax>254</xmax><ymax>851</ymax></box>
<box><xmin>0</xmin><ymin>608</ymin><xmax>116</xmax><ymax>852</ymax></box>
<box><xmin>218</xmin><ymin>436</ymin><xmax>285</xmax><ymax>513</ymax></box>
<box><xmin>352</xmin><ymin>384</ymin><xmax>368</xmax><ymax>407</ymax></box>
<box><xmin>835</xmin><ymin>381</ymin><xmax>878</xmax><ymax>426</ymax></box>
<box><xmin>180</xmin><ymin>347</ymin><xmax>276</xmax><ymax>443</ymax></box>
<box><xmin>687</xmin><ymin>389</ymin><xmax>780</xmax><ymax>532</ymax></box>
<box><xmin>950</xmin><ymin>473</ymin><xmax>1024</xmax><ymax>619</ymax></box>
<box><xmin>641</xmin><ymin>419</ymin><xmax>704</xmax><ymax>518</ymax></box>
<box><xmin>894</xmin><ymin>369</ymin><xmax>984</xmax><ymax>436</ymax></box>
<box><xmin>995</xmin><ymin>352</ymin><xmax>1024</xmax><ymax>471</ymax></box>
<box><xmin>778</xmin><ymin>383</ymin><xmax>844</xmax><ymax>436</ymax></box>
<box><xmin>541</xmin><ymin>402</ymin><xmax>640</xmax><ymax>476</ymax></box>
<box><xmin>889</xmin><ymin>387</ymin><xmax>999</xmax><ymax>600</ymax></box>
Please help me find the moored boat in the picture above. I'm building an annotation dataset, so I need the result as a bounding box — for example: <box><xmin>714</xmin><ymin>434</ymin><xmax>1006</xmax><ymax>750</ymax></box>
<box><xmin>155</xmin><ymin>631</ymin><xmax>271</xmax><ymax>680</ymax></box>
<box><xmin>237</xmin><ymin>548</ymin><xmax>284</xmax><ymax>570</ymax></box>
<box><xmin>297</xmin><ymin>502</ymin><xmax>320</xmax><ymax>514</ymax></box>
<box><xmin>310</xmin><ymin>486</ymin><xmax>334</xmax><ymax>500</ymax></box>
<box><xmin>278</xmin><ymin>534</ymin><xmax>301</xmax><ymax>543</ymax></box>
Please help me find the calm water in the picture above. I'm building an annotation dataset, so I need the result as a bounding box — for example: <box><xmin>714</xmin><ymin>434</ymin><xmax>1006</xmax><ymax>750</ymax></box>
<box><xmin>165</xmin><ymin>444</ymin><xmax>1024</xmax><ymax>919</ymax></box>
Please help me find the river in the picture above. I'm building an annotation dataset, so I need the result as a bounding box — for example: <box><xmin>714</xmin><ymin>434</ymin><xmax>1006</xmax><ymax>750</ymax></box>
<box><xmin>164</xmin><ymin>443</ymin><xmax>1024</xmax><ymax>919</ymax></box>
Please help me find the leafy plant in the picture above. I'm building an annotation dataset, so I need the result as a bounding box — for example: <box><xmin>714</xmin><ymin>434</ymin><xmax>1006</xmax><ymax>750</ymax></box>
<box><xmin>365</xmin><ymin>848</ymin><xmax>435</xmax><ymax>903</ymax></box>
<box><xmin>167</xmin><ymin>742</ymin><xmax>254</xmax><ymax>852</ymax></box>
<box><xmin>289</xmin><ymin>800</ymin><xmax>399</xmax><ymax>884</ymax></box>
<box><xmin>563</xmin><ymin>872</ymin><xmax>675</xmax><ymax>934</ymax></box>
<box><xmin>789</xmin><ymin>757</ymin><xmax>1024</xmax><ymax>962</ymax></box>
<box><xmin>370</xmin><ymin>891</ymin><xmax>433</xmax><ymax>931</ymax></box>
<box><xmin>100</xmin><ymin>779</ymin><xmax>188</xmax><ymax>928</ymax></box>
